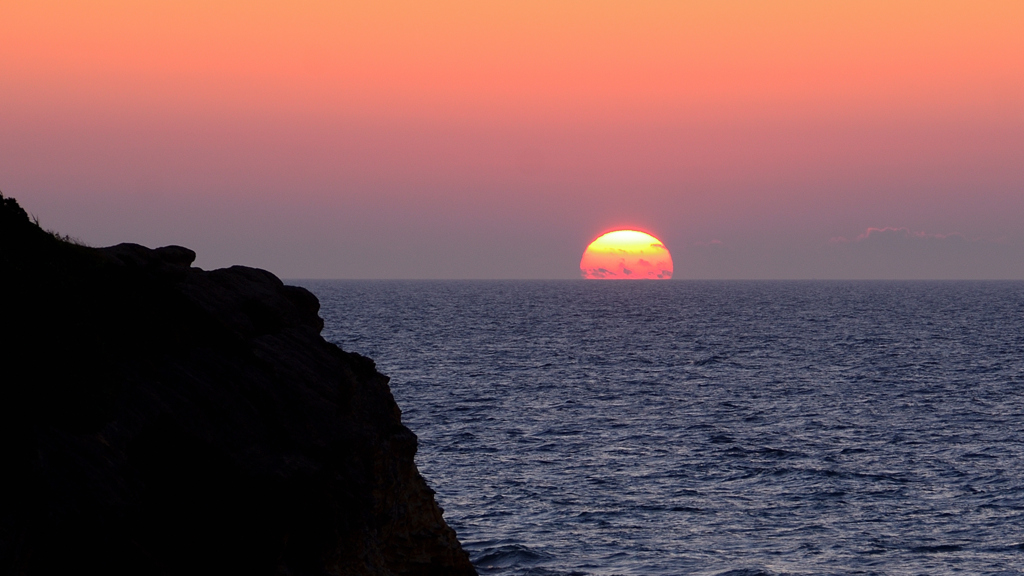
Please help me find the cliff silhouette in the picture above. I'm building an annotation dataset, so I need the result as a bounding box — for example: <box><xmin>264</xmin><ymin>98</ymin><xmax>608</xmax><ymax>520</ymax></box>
<box><xmin>0</xmin><ymin>194</ymin><xmax>477</xmax><ymax>576</ymax></box>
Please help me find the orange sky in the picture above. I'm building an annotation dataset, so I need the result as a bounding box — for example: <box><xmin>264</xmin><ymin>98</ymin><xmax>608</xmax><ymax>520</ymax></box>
<box><xmin>6</xmin><ymin>1</ymin><xmax>1021</xmax><ymax>122</ymax></box>
<box><xmin>2</xmin><ymin>1</ymin><xmax>1022</xmax><ymax>278</ymax></box>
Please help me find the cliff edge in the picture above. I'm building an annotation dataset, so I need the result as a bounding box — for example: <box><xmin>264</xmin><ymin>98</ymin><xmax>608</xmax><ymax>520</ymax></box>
<box><xmin>0</xmin><ymin>194</ymin><xmax>477</xmax><ymax>576</ymax></box>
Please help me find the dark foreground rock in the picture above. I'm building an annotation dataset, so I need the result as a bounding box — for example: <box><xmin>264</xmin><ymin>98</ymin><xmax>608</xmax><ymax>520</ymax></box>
<box><xmin>0</xmin><ymin>194</ymin><xmax>477</xmax><ymax>576</ymax></box>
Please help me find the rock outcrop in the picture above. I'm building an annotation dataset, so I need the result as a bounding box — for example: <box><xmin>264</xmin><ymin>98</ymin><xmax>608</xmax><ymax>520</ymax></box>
<box><xmin>0</xmin><ymin>194</ymin><xmax>477</xmax><ymax>576</ymax></box>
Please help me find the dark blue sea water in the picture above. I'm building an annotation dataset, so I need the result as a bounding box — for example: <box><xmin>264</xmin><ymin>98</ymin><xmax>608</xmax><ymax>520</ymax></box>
<box><xmin>296</xmin><ymin>280</ymin><xmax>1024</xmax><ymax>576</ymax></box>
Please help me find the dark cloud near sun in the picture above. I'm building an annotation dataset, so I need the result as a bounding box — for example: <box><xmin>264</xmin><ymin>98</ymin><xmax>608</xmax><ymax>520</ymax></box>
<box><xmin>581</xmin><ymin>267</ymin><xmax>613</xmax><ymax>279</ymax></box>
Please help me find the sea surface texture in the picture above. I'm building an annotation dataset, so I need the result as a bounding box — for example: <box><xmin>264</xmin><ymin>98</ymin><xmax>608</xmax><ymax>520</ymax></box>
<box><xmin>298</xmin><ymin>280</ymin><xmax>1024</xmax><ymax>576</ymax></box>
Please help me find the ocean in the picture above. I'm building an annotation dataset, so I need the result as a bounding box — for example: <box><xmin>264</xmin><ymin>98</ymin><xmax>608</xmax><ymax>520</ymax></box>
<box><xmin>296</xmin><ymin>280</ymin><xmax>1024</xmax><ymax>576</ymax></box>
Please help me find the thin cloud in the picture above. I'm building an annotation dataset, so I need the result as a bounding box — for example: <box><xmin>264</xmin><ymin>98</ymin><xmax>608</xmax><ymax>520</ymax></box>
<box><xmin>823</xmin><ymin>226</ymin><xmax>1016</xmax><ymax>279</ymax></box>
<box><xmin>853</xmin><ymin>227</ymin><xmax>969</xmax><ymax>243</ymax></box>
<box><xmin>829</xmin><ymin>227</ymin><xmax>971</xmax><ymax>245</ymax></box>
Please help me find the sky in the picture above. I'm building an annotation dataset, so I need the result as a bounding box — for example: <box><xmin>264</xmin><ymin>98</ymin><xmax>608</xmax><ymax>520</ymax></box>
<box><xmin>2</xmin><ymin>1</ymin><xmax>1022</xmax><ymax>279</ymax></box>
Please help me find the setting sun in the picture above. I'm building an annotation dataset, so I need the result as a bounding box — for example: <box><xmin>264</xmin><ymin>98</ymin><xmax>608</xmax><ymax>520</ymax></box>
<box><xmin>580</xmin><ymin>230</ymin><xmax>673</xmax><ymax>280</ymax></box>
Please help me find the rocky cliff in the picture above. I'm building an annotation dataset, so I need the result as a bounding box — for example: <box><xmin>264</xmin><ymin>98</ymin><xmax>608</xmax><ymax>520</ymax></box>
<box><xmin>0</xmin><ymin>194</ymin><xmax>477</xmax><ymax>576</ymax></box>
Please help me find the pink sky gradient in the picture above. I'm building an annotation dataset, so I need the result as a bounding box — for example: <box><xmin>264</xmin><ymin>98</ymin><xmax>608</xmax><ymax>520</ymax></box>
<box><xmin>2</xmin><ymin>1</ymin><xmax>1022</xmax><ymax>279</ymax></box>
